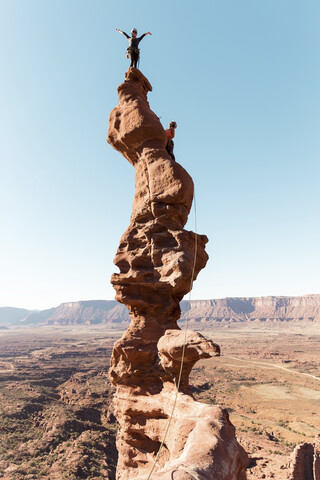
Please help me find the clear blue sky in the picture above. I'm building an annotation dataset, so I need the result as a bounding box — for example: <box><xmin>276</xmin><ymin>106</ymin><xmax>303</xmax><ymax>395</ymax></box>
<box><xmin>0</xmin><ymin>0</ymin><xmax>319</xmax><ymax>310</ymax></box>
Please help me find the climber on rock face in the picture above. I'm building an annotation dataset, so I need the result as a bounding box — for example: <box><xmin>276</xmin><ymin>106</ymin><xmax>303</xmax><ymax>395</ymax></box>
<box><xmin>166</xmin><ymin>121</ymin><xmax>177</xmax><ymax>162</ymax></box>
<box><xmin>116</xmin><ymin>28</ymin><xmax>152</xmax><ymax>69</ymax></box>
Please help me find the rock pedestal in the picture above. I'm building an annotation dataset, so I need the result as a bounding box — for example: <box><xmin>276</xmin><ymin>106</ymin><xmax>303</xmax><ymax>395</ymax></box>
<box><xmin>107</xmin><ymin>68</ymin><xmax>248</xmax><ymax>479</ymax></box>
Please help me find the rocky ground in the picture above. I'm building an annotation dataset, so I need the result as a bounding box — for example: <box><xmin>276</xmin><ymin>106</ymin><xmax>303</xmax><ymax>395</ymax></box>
<box><xmin>0</xmin><ymin>325</ymin><xmax>319</xmax><ymax>479</ymax></box>
<box><xmin>0</xmin><ymin>329</ymin><xmax>119</xmax><ymax>480</ymax></box>
<box><xmin>191</xmin><ymin>326</ymin><xmax>320</xmax><ymax>479</ymax></box>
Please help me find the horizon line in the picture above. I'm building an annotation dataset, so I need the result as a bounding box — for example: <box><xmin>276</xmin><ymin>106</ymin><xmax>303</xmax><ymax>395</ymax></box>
<box><xmin>2</xmin><ymin>292</ymin><xmax>320</xmax><ymax>311</ymax></box>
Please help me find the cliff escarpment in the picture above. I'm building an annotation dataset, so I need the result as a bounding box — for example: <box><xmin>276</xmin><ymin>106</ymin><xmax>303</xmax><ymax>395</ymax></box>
<box><xmin>179</xmin><ymin>294</ymin><xmax>320</xmax><ymax>324</ymax></box>
<box><xmin>4</xmin><ymin>294</ymin><xmax>319</xmax><ymax>327</ymax></box>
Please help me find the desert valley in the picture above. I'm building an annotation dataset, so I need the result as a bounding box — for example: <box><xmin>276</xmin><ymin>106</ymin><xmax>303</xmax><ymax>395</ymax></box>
<box><xmin>0</xmin><ymin>296</ymin><xmax>319</xmax><ymax>479</ymax></box>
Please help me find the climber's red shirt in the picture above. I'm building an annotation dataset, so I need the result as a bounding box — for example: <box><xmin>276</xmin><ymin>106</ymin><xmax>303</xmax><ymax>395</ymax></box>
<box><xmin>166</xmin><ymin>128</ymin><xmax>175</xmax><ymax>140</ymax></box>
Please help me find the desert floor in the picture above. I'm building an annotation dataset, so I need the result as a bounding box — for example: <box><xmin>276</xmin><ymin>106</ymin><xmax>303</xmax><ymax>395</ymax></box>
<box><xmin>0</xmin><ymin>323</ymin><xmax>319</xmax><ymax>479</ymax></box>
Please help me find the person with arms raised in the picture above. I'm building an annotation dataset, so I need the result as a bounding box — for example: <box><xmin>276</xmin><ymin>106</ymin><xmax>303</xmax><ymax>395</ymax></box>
<box><xmin>116</xmin><ymin>28</ymin><xmax>152</xmax><ymax>68</ymax></box>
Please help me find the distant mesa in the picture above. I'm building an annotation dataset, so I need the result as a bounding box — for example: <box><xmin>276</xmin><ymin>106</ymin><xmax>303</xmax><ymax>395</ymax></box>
<box><xmin>0</xmin><ymin>306</ymin><xmax>33</xmax><ymax>326</ymax></box>
<box><xmin>1</xmin><ymin>294</ymin><xmax>320</xmax><ymax>327</ymax></box>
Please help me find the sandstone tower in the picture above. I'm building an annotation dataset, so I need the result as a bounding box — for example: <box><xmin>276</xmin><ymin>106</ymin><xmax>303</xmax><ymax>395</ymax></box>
<box><xmin>107</xmin><ymin>68</ymin><xmax>248</xmax><ymax>479</ymax></box>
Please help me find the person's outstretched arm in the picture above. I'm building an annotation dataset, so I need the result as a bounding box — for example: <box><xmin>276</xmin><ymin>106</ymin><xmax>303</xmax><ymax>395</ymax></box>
<box><xmin>116</xmin><ymin>28</ymin><xmax>130</xmax><ymax>39</ymax></box>
<box><xmin>137</xmin><ymin>32</ymin><xmax>152</xmax><ymax>41</ymax></box>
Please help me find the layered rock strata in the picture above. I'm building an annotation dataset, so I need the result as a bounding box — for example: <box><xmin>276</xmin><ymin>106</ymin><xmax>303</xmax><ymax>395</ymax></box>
<box><xmin>107</xmin><ymin>68</ymin><xmax>248</xmax><ymax>479</ymax></box>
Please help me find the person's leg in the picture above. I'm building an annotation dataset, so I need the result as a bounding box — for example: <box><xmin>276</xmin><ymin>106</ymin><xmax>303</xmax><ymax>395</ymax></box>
<box><xmin>133</xmin><ymin>52</ymin><xmax>138</xmax><ymax>68</ymax></box>
<box><xmin>166</xmin><ymin>140</ymin><xmax>175</xmax><ymax>161</ymax></box>
<box><xmin>129</xmin><ymin>53</ymin><xmax>134</xmax><ymax>68</ymax></box>
<box><xmin>170</xmin><ymin>140</ymin><xmax>175</xmax><ymax>161</ymax></box>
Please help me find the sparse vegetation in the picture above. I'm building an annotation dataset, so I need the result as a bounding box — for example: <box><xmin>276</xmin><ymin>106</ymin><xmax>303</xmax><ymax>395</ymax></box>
<box><xmin>0</xmin><ymin>326</ymin><xmax>319</xmax><ymax>479</ymax></box>
<box><xmin>0</xmin><ymin>331</ymin><xmax>118</xmax><ymax>479</ymax></box>
<box><xmin>191</xmin><ymin>327</ymin><xmax>320</xmax><ymax>479</ymax></box>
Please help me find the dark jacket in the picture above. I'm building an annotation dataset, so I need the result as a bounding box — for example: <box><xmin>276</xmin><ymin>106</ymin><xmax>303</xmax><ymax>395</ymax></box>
<box><xmin>121</xmin><ymin>32</ymin><xmax>146</xmax><ymax>49</ymax></box>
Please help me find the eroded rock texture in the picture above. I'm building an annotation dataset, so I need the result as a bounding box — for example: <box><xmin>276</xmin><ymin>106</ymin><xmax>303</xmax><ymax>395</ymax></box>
<box><xmin>288</xmin><ymin>436</ymin><xmax>320</xmax><ymax>480</ymax></box>
<box><xmin>107</xmin><ymin>68</ymin><xmax>248</xmax><ymax>479</ymax></box>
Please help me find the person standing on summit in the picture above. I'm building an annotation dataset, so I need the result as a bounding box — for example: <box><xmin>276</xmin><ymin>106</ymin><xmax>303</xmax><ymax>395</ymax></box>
<box><xmin>116</xmin><ymin>28</ymin><xmax>152</xmax><ymax>68</ymax></box>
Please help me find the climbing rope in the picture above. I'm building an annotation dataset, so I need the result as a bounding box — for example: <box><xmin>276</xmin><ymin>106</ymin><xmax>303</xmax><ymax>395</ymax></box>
<box><xmin>146</xmin><ymin>190</ymin><xmax>198</xmax><ymax>480</ymax></box>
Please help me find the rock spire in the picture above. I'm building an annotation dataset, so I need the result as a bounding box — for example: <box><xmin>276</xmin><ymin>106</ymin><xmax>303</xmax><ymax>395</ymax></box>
<box><xmin>288</xmin><ymin>436</ymin><xmax>320</xmax><ymax>480</ymax></box>
<box><xmin>107</xmin><ymin>68</ymin><xmax>248</xmax><ymax>479</ymax></box>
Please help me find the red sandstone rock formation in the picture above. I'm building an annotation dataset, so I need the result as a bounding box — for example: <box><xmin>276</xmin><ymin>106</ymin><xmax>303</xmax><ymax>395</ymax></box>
<box><xmin>288</xmin><ymin>436</ymin><xmax>320</xmax><ymax>480</ymax></box>
<box><xmin>314</xmin><ymin>436</ymin><xmax>320</xmax><ymax>480</ymax></box>
<box><xmin>107</xmin><ymin>68</ymin><xmax>248</xmax><ymax>479</ymax></box>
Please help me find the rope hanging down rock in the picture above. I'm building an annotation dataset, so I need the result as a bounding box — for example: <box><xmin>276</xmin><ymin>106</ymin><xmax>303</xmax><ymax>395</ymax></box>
<box><xmin>146</xmin><ymin>191</ymin><xmax>198</xmax><ymax>480</ymax></box>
